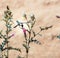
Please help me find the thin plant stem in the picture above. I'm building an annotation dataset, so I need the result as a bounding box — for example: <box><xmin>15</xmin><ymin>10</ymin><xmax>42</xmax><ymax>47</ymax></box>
<box><xmin>25</xmin><ymin>36</ymin><xmax>28</xmax><ymax>58</ymax></box>
<box><xmin>26</xmin><ymin>52</ymin><xmax>28</xmax><ymax>58</ymax></box>
<box><xmin>6</xmin><ymin>21</ymin><xmax>9</xmax><ymax>58</ymax></box>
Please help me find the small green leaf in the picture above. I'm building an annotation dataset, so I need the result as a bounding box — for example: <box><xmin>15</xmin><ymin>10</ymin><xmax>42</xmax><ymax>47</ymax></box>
<box><xmin>6</xmin><ymin>24</ymin><xmax>11</xmax><ymax>28</ymax></box>
<box><xmin>23</xmin><ymin>44</ymin><xmax>28</xmax><ymax>49</ymax></box>
<box><xmin>16</xmin><ymin>20</ymin><xmax>20</xmax><ymax>26</ymax></box>
<box><xmin>57</xmin><ymin>35</ymin><xmax>60</xmax><ymax>39</ymax></box>
<box><xmin>0</xmin><ymin>45</ymin><xmax>3</xmax><ymax>51</ymax></box>
<box><xmin>2</xmin><ymin>40</ymin><xmax>8</xmax><ymax>48</ymax></box>
<box><xmin>23</xmin><ymin>44</ymin><xmax>29</xmax><ymax>50</ymax></box>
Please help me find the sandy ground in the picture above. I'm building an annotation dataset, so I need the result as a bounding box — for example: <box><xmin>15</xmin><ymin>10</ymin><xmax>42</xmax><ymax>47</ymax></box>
<box><xmin>0</xmin><ymin>0</ymin><xmax>60</xmax><ymax>58</ymax></box>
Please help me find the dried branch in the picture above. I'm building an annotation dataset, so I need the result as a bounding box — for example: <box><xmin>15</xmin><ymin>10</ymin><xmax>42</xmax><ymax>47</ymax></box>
<box><xmin>3</xmin><ymin>47</ymin><xmax>21</xmax><ymax>52</ymax></box>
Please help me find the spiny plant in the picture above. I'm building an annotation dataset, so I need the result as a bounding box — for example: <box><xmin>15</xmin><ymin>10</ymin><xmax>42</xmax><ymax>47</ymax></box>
<box><xmin>0</xmin><ymin>6</ymin><xmax>21</xmax><ymax>58</ymax></box>
<box><xmin>14</xmin><ymin>13</ymin><xmax>53</xmax><ymax>58</ymax></box>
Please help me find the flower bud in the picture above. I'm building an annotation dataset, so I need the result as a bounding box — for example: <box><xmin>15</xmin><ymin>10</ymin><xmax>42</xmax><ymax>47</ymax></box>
<box><xmin>23</xmin><ymin>13</ymin><xmax>27</xmax><ymax>19</ymax></box>
<box><xmin>22</xmin><ymin>28</ymin><xmax>26</xmax><ymax>34</ymax></box>
<box><xmin>30</xmin><ymin>14</ymin><xmax>35</xmax><ymax>21</ymax></box>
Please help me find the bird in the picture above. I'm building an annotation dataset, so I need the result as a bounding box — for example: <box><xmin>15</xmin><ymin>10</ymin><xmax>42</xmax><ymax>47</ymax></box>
<box><xmin>14</xmin><ymin>20</ymin><xmax>21</xmax><ymax>28</ymax></box>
